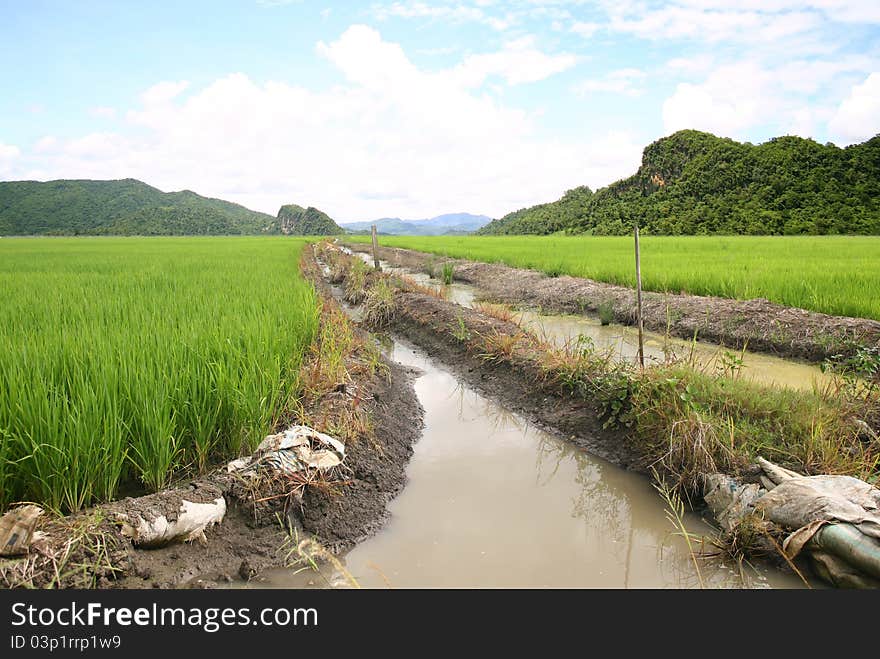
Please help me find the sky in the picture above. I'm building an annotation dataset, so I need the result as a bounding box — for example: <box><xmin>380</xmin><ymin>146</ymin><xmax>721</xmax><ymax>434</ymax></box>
<box><xmin>1</xmin><ymin>1</ymin><xmax>879</xmax><ymax>222</ymax></box>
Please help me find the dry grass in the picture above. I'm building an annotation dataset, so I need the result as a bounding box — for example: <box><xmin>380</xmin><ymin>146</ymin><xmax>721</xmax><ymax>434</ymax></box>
<box><xmin>475</xmin><ymin>329</ymin><xmax>525</xmax><ymax>363</ymax></box>
<box><xmin>0</xmin><ymin>511</ymin><xmax>125</xmax><ymax>589</ymax></box>
<box><xmin>362</xmin><ymin>279</ymin><xmax>396</xmax><ymax>328</ymax></box>
<box><xmin>473</xmin><ymin>301</ymin><xmax>519</xmax><ymax>324</ymax></box>
<box><xmin>397</xmin><ymin>274</ymin><xmax>448</xmax><ymax>300</ymax></box>
<box><xmin>280</xmin><ymin>524</ymin><xmax>361</xmax><ymax>589</ymax></box>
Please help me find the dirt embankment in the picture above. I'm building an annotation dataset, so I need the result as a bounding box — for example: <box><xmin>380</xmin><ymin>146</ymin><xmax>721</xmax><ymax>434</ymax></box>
<box><xmin>346</xmin><ymin>243</ymin><xmax>880</xmax><ymax>363</ymax></box>
<box><xmin>1</xmin><ymin>248</ymin><xmax>423</xmax><ymax>589</ymax></box>
<box><xmin>322</xmin><ymin>243</ymin><xmax>880</xmax><ymax>586</ymax></box>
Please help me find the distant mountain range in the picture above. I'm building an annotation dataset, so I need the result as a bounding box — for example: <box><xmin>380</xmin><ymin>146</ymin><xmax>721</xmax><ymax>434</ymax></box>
<box><xmin>0</xmin><ymin>178</ymin><xmax>348</xmax><ymax>237</ymax></box>
<box><xmin>341</xmin><ymin>213</ymin><xmax>491</xmax><ymax>235</ymax></box>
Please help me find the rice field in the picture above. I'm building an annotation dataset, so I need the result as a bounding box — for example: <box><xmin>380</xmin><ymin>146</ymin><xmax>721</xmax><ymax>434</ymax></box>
<box><xmin>0</xmin><ymin>237</ymin><xmax>319</xmax><ymax>512</ymax></box>
<box><xmin>348</xmin><ymin>235</ymin><xmax>880</xmax><ymax>321</ymax></box>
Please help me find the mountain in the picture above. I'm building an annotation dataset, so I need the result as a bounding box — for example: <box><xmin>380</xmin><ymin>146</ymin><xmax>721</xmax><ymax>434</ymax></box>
<box><xmin>478</xmin><ymin>130</ymin><xmax>880</xmax><ymax>235</ymax></box>
<box><xmin>341</xmin><ymin>213</ymin><xmax>491</xmax><ymax>235</ymax></box>
<box><xmin>0</xmin><ymin>178</ymin><xmax>277</xmax><ymax>236</ymax></box>
<box><xmin>274</xmin><ymin>204</ymin><xmax>343</xmax><ymax>235</ymax></box>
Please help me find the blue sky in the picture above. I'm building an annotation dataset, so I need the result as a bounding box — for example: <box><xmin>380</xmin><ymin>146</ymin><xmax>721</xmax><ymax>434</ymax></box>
<box><xmin>1</xmin><ymin>1</ymin><xmax>879</xmax><ymax>221</ymax></box>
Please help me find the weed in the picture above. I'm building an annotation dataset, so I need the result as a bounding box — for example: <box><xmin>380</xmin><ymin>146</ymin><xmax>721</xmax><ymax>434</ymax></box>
<box><xmin>652</xmin><ymin>469</ymin><xmax>705</xmax><ymax>588</ymax></box>
<box><xmin>452</xmin><ymin>313</ymin><xmax>471</xmax><ymax>343</ymax></box>
<box><xmin>279</xmin><ymin>521</ymin><xmax>360</xmax><ymax>589</ymax></box>
<box><xmin>598</xmin><ymin>300</ymin><xmax>615</xmax><ymax>326</ymax></box>
<box><xmin>440</xmin><ymin>262</ymin><xmax>455</xmax><ymax>285</ymax></box>
<box><xmin>476</xmin><ymin>329</ymin><xmax>522</xmax><ymax>363</ymax></box>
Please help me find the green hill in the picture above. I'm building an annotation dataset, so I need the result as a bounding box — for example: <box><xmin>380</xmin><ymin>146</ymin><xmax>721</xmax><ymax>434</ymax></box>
<box><xmin>275</xmin><ymin>204</ymin><xmax>343</xmax><ymax>235</ymax></box>
<box><xmin>0</xmin><ymin>178</ymin><xmax>276</xmax><ymax>236</ymax></box>
<box><xmin>479</xmin><ymin>131</ymin><xmax>880</xmax><ymax>235</ymax></box>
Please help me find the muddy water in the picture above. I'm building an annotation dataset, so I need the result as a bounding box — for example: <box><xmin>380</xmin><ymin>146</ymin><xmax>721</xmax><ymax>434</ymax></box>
<box><xmin>356</xmin><ymin>252</ymin><xmax>831</xmax><ymax>392</ymax></box>
<box><xmin>240</xmin><ymin>339</ymin><xmax>806</xmax><ymax>589</ymax></box>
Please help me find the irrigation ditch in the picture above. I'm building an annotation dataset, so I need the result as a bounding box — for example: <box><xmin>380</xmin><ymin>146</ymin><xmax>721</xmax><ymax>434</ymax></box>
<box><xmin>343</xmin><ymin>242</ymin><xmax>880</xmax><ymax>364</ymax></box>
<box><xmin>311</xmin><ymin>240</ymin><xmax>879</xmax><ymax>588</ymax></box>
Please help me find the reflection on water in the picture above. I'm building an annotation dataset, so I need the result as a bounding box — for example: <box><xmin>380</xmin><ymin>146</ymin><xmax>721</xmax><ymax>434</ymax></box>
<box><xmin>356</xmin><ymin>252</ymin><xmax>830</xmax><ymax>392</ymax></box>
<box><xmin>241</xmin><ymin>340</ymin><xmax>805</xmax><ymax>589</ymax></box>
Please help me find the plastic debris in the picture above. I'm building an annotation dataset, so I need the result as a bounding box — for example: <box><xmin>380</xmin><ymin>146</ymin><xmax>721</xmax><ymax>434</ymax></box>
<box><xmin>703</xmin><ymin>457</ymin><xmax>880</xmax><ymax>587</ymax></box>
<box><xmin>703</xmin><ymin>474</ymin><xmax>764</xmax><ymax>534</ymax></box>
<box><xmin>0</xmin><ymin>505</ymin><xmax>43</xmax><ymax>557</ymax></box>
<box><xmin>227</xmin><ymin>425</ymin><xmax>345</xmax><ymax>476</ymax></box>
<box><xmin>118</xmin><ymin>497</ymin><xmax>227</xmax><ymax>549</ymax></box>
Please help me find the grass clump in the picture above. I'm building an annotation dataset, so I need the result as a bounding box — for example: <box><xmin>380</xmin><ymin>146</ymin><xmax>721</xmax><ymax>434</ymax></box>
<box><xmin>343</xmin><ymin>258</ymin><xmax>370</xmax><ymax>304</ymax></box>
<box><xmin>440</xmin><ymin>262</ymin><xmax>455</xmax><ymax>285</ymax></box>
<box><xmin>362</xmin><ymin>279</ymin><xmax>396</xmax><ymax>328</ymax></box>
<box><xmin>598</xmin><ymin>300</ymin><xmax>615</xmax><ymax>325</ymax></box>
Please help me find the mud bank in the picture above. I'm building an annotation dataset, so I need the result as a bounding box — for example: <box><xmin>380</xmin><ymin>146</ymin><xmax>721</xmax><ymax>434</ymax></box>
<box><xmin>345</xmin><ymin>242</ymin><xmax>880</xmax><ymax>363</ymax></box>
<box><xmin>0</xmin><ymin>250</ymin><xmax>424</xmax><ymax>589</ymax></box>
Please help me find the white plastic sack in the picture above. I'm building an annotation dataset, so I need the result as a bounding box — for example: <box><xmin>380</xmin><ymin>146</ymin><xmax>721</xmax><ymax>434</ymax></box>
<box><xmin>228</xmin><ymin>425</ymin><xmax>345</xmax><ymax>476</ymax></box>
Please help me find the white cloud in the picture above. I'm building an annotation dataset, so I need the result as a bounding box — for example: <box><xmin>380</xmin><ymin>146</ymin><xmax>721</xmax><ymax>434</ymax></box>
<box><xmin>662</xmin><ymin>57</ymin><xmax>877</xmax><ymax>139</ymax></box>
<box><xmin>375</xmin><ymin>1</ymin><xmax>513</xmax><ymax>30</ymax></box>
<box><xmin>19</xmin><ymin>25</ymin><xmax>636</xmax><ymax>220</ymax></box>
<box><xmin>447</xmin><ymin>36</ymin><xmax>578</xmax><ymax>87</ymax></box>
<box><xmin>661</xmin><ymin>61</ymin><xmax>773</xmax><ymax>136</ymax></box>
<box><xmin>571</xmin><ymin>21</ymin><xmax>600</xmax><ymax>38</ymax></box>
<box><xmin>828</xmin><ymin>72</ymin><xmax>880</xmax><ymax>144</ymax></box>
<box><xmin>34</xmin><ymin>136</ymin><xmax>59</xmax><ymax>153</ymax></box>
<box><xmin>574</xmin><ymin>68</ymin><xmax>646</xmax><ymax>97</ymax></box>
<box><xmin>671</xmin><ymin>0</ymin><xmax>880</xmax><ymax>24</ymax></box>
<box><xmin>0</xmin><ymin>143</ymin><xmax>20</xmax><ymax>175</ymax></box>
<box><xmin>140</xmin><ymin>80</ymin><xmax>190</xmax><ymax>106</ymax></box>
<box><xmin>89</xmin><ymin>106</ymin><xmax>117</xmax><ymax>119</ymax></box>
<box><xmin>665</xmin><ymin>55</ymin><xmax>714</xmax><ymax>75</ymax></box>
<box><xmin>64</xmin><ymin>133</ymin><xmax>126</xmax><ymax>159</ymax></box>
<box><xmin>606</xmin><ymin>4</ymin><xmax>822</xmax><ymax>43</ymax></box>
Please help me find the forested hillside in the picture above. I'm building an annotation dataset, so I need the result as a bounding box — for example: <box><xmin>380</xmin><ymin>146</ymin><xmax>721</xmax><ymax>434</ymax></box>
<box><xmin>275</xmin><ymin>204</ymin><xmax>343</xmax><ymax>235</ymax></box>
<box><xmin>0</xmin><ymin>179</ymin><xmax>276</xmax><ymax>235</ymax></box>
<box><xmin>479</xmin><ymin>131</ymin><xmax>880</xmax><ymax>235</ymax></box>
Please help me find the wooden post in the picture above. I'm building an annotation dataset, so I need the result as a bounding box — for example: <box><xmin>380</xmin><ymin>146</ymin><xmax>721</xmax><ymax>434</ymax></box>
<box><xmin>634</xmin><ymin>223</ymin><xmax>645</xmax><ymax>369</ymax></box>
<box><xmin>370</xmin><ymin>225</ymin><xmax>380</xmax><ymax>270</ymax></box>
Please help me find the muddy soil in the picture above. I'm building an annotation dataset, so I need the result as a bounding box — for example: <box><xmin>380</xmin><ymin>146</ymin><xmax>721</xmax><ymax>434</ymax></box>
<box><xmin>346</xmin><ymin>243</ymin><xmax>880</xmax><ymax>363</ymax></box>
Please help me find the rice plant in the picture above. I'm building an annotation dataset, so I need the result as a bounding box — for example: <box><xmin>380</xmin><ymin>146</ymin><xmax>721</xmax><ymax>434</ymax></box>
<box><xmin>0</xmin><ymin>237</ymin><xmax>320</xmax><ymax>512</ymax></box>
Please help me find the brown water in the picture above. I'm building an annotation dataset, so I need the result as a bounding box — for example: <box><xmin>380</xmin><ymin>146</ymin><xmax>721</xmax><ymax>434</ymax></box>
<box><xmin>238</xmin><ymin>339</ymin><xmax>806</xmax><ymax>589</ymax></box>
<box><xmin>356</xmin><ymin>252</ymin><xmax>832</xmax><ymax>392</ymax></box>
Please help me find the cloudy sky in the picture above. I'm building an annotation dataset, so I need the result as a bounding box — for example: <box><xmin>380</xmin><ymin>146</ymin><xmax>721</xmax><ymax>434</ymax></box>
<box><xmin>1</xmin><ymin>1</ymin><xmax>879</xmax><ymax>221</ymax></box>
